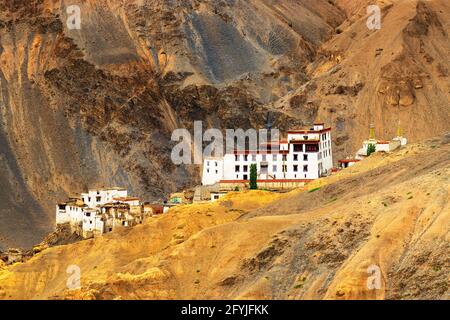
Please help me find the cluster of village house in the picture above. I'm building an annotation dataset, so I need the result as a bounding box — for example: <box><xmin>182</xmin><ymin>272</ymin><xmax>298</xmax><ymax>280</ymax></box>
<box><xmin>1</xmin><ymin>122</ymin><xmax>408</xmax><ymax>265</ymax></box>
<box><xmin>55</xmin><ymin>188</ymin><xmax>174</xmax><ymax>239</ymax></box>
<box><xmin>1</xmin><ymin>190</ymin><xmax>181</xmax><ymax>264</ymax></box>
<box><xmin>56</xmin><ymin>123</ymin><xmax>408</xmax><ymax>238</ymax></box>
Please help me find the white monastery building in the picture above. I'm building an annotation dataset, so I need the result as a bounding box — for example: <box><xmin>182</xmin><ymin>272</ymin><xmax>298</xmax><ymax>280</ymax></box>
<box><xmin>202</xmin><ymin>123</ymin><xmax>333</xmax><ymax>186</ymax></box>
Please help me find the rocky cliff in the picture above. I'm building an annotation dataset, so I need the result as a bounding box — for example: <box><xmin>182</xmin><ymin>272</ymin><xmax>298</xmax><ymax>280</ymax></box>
<box><xmin>0</xmin><ymin>0</ymin><xmax>449</xmax><ymax>249</ymax></box>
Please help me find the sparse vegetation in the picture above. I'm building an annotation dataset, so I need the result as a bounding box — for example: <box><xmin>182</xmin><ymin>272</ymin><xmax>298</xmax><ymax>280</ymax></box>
<box><xmin>367</xmin><ymin>144</ymin><xmax>377</xmax><ymax>156</ymax></box>
<box><xmin>432</xmin><ymin>265</ymin><xmax>441</xmax><ymax>272</ymax></box>
<box><xmin>0</xmin><ymin>128</ymin><xmax>449</xmax><ymax>301</ymax></box>
<box><xmin>294</xmin><ymin>276</ymin><xmax>307</xmax><ymax>289</ymax></box>
<box><xmin>249</xmin><ymin>164</ymin><xmax>258</xmax><ymax>190</ymax></box>
<box><xmin>308</xmin><ymin>187</ymin><xmax>321</xmax><ymax>193</ymax></box>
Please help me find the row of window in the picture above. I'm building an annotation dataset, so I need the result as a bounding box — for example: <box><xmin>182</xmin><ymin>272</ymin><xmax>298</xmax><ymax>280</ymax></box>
<box><xmin>235</xmin><ymin>165</ymin><xmax>309</xmax><ymax>173</ymax></box>
<box><xmin>235</xmin><ymin>173</ymin><xmax>310</xmax><ymax>180</ymax></box>
<box><xmin>321</xmin><ymin>133</ymin><xmax>330</xmax><ymax>140</ymax></box>
<box><xmin>88</xmin><ymin>197</ymin><xmax>102</xmax><ymax>202</ymax></box>
<box><xmin>293</xmin><ymin>144</ymin><xmax>320</xmax><ymax>153</ymax></box>
<box><xmin>235</xmin><ymin>154</ymin><xmax>310</xmax><ymax>162</ymax></box>
<box><xmin>206</xmin><ymin>161</ymin><xmax>219</xmax><ymax>167</ymax></box>
<box><xmin>207</xmin><ymin>149</ymin><xmax>324</xmax><ymax>165</ymax></box>
<box><xmin>321</xmin><ymin>140</ymin><xmax>331</xmax><ymax>149</ymax></box>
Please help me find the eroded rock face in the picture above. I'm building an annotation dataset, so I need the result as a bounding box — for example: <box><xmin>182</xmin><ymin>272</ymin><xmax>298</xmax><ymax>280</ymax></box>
<box><xmin>0</xmin><ymin>0</ymin><xmax>343</xmax><ymax>248</ymax></box>
<box><xmin>0</xmin><ymin>0</ymin><xmax>449</xmax><ymax>249</ymax></box>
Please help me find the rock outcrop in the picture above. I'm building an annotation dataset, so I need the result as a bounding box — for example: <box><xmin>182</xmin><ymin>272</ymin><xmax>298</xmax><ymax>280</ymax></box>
<box><xmin>0</xmin><ymin>134</ymin><xmax>448</xmax><ymax>300</ymax></box>
<box><xmin>0</xmin><ymin>0</ymin><xmax>449</xmax><ymax>249</ymax></box>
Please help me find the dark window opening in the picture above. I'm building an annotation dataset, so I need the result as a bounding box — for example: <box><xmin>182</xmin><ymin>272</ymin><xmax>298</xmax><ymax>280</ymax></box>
<box><xmin>305</xmin><ymin>144</ymin><xmax>319</xmax><ymax>152</ymax></box>
<box><xmin>261</xmin><ymin>165</ymin><xmax>268</xmax><ymax>174</ymax></box>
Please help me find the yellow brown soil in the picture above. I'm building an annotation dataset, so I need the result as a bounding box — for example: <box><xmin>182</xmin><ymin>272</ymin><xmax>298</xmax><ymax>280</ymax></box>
<box><xmin>1</xmin><ymin>0</ymin><xmax>450</xmax><ymax>250</ymax></box>
<box><xmin>0</xmin><ymin>134</ymin><xmax>448</xmax><ymax>300</ymax></box>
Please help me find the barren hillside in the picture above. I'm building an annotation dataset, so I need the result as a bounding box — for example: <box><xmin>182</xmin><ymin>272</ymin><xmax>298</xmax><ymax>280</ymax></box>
<box><xmin>0</xmin><ymin>0</ymin><xmax>449</xmax><ymax>251</ymax></box>
<box><xmin>0</xmin><ymin>134</ymin><xmax>448</xmax><ymax>300</ymax></box>
<box><xmin>0</xmin><ymin>0</ymin><xmax>343</xmax><ymax>249</ymax></box>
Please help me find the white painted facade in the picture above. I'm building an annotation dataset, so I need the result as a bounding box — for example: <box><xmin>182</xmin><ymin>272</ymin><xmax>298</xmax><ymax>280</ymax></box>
<box><xmin>393</xmin><ymin>136</ymin><xmax>408</xmax><ymax>146</ymax></box>
<box><xmin>56</xmin><ymin>200</ymin><xmax>86</xmax><ymax>226</ymax></box>
<box><xmin>202</xmin><ymin>158</ymin><xmax>224</xmax><ymax>186</ymax></box>
<box><xmin>211</xmin><ymin>192</ymin><xmax>227</xmax><ymax>201</ymax></box>
<box><xmin>82</xmin><ymin>208</ymin><xmax>104</xmax><ymax>237</ymax></box>
<box><xmin>56</xmin><ymin>188</ymin><xmax>142</xmax><ymax>238</ymax></box>
<box><xmin>81</xmin><ymin>188</ymin><xmax>127</xmax><ymax>208</ymax></box>
<box><xmin>338</xmin><ymin>159</ymin><xmax>360</xmax><ymax>169</ymax></box>
<box><xmin>202</xmin><ymin>124</ymin><xmax>333</xmax><ymax>185</ymax></box>
<box><xmin>354</xmin><ymin>125</ymin><xmax>408</xmax><ymax>160</ymax></box>
<box><xmin>356</xmin><ymin>138</ymin><xmax>406</xmax><ymax>160</ymax></box>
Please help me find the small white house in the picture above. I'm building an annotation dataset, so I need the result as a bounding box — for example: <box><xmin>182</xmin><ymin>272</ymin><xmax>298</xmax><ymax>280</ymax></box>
<box><xmin>56</xmin><ymin>198</ymin><xmax>86</xmax><ymax>226</ymax></box>
<box><xmin>211</xmin><ymin>192</ymin><xmax>227</xmax><ymax>201</ymax></box>
<box><xmin>338</xmin><ymin>159</ymin><xmax>360</xmax><ymax>169</ymax></box>
<box><xmin>81</xmin><ymin>187</ymin><xmax>128</xmax><ymax>208</ymax></box>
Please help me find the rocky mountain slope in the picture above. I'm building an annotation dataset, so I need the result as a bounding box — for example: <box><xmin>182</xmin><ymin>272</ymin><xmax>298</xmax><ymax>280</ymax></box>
<box><xmin>0</xmin><ymin>134</ymin><xmax>448</xmax><ymax>300</ymax></box>
<box><xmin>0</xmin><ymin>0</ymin><xmax>343</xmax><ymax>249</ymax></box>
<box><xmin>0</xmin><ymin>0</ymin><xmax>449</xmax><ymax>249</ymax></box>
